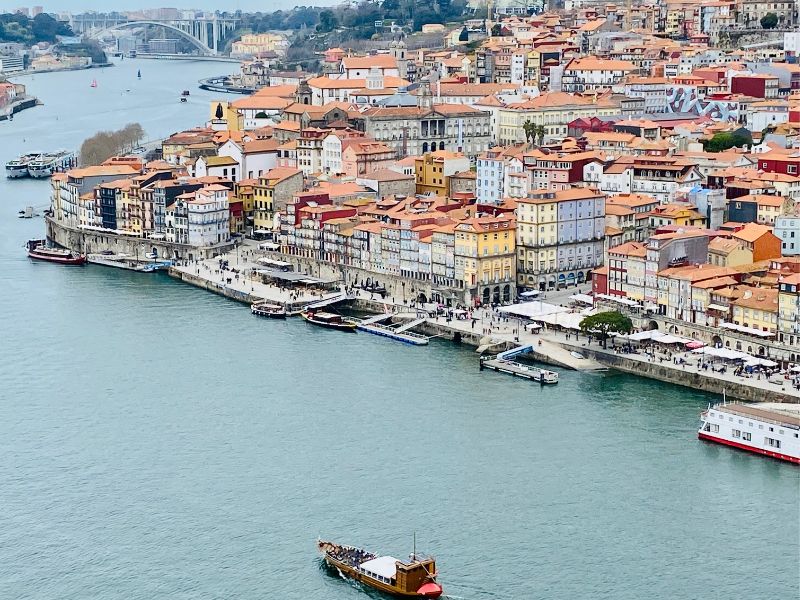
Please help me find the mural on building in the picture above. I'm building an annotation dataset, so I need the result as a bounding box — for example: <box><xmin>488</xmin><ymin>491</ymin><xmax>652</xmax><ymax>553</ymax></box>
<box><xmin>666</xmin><ymin>86</ymin><xmax>739</xmax><ymax>121</ymax></box>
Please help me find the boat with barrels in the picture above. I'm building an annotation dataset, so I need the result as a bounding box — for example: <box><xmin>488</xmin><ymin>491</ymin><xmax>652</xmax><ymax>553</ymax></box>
<box><xmin>300</xmin><ymin>310</ymin><xmax>356</xmax><ymax>331</ymax></box>
<box><xmin>26</xmin><ymin>240</ymin><xmax>86</xmax><ymax>265</ymax></box>
<box><xmin>318</xmin><ymin>539</ymin><xmax>443</xmax><ymax>598</ymax></box>
<box><xmin>251</xmin><ymin>302</ymin><xmax>287</xmax><ymax>319</ymax></box>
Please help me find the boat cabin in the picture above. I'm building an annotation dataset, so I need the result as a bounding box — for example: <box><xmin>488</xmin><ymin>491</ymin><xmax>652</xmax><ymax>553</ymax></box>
<box><xmin>358</xmin><ymin>555</ymin><xmax>437</xmax><ymax>594</ymax></box>
<box><xmin>310</xmin><ymin>311</ymin><xmax>344</xmax><ymax>324</ymax></box>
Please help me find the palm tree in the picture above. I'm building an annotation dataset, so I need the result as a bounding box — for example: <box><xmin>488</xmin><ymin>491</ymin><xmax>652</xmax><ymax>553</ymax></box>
<box><xmin>523</xmin><ymin>120</ymin><xmax>535</xmax><ymax>144</ymax></box>
<box><xmin>535</xmin><ymin>124</ymin><xmax>546</xmax><ymax>146</ymax></box>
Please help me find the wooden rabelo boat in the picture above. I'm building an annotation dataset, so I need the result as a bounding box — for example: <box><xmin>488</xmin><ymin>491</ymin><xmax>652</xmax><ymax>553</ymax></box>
<box><xmin>300</xmin><ymin>310</ymin><xmax>356</xmax><ymax>331</ymax></box>
<box><xmin>250</xmin><ymin>302</ymin><xmax>287</xmax><ymax>319</ymax></box>
<box><xmin>318</xmin><ymin>540</ymin><xmax>443</xmax><ymax>598</ymax></box>
<box><xmin>26</xmin><ymin>240</ymin><xmax>86</xmax><ymax>265</ymax></box>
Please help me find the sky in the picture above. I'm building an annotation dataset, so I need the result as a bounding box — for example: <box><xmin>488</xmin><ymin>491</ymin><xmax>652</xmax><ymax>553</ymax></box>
<box><xmin>35</xmin><ymin>1</ymin><xmax>341</xmax><ymax>12</ymax></box>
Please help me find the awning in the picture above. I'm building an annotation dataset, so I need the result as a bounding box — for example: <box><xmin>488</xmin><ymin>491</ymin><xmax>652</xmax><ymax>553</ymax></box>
<box><xmin>707</xmin><ymin>303</ymin><xmax>729</xmax><ymax>312</ymax></box>
<box><xmin>720</xmin><ymin>322</ymin><xmax>775</xmax><ymax>338</ymax></box>
<box><xmin>685</xmin><ymin>341</ymin><xmax>705</xmax><ymax>349</ymax></box>
<box><xmin>744</xmin><ymin>358</ymin><xmax>778</xmax><ymax>367</ymax></box>
<box><xmin>692</xmin><ymin>347</ymin><xmax>750</xmax><ymax>361</ymax></box>
<box><xmin>569</xmin><ymin>293</ymin><xmax>594</xmax><ymax>305</ymax></box>
<box><xmin>596</xmin><ymin>293</ymin><xmax>639</xmax><ymax>307</ymax></box>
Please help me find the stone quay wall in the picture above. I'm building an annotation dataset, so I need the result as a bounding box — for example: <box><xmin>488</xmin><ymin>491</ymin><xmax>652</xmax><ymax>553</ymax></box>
<box><xmin>168</xmin><ymin>268</ymin><xmax>259</xmax><ymax>304</ymax></box>
<box><xmin>263</xmin><ymin>251</ymin><xmax>466</xmax><ymax>305</ymax></box>
<box><xmin>46</xmin><ymin>216</ymin><xmax>235</xmax><ymax>261</ymax></box>
<box><xmin>551</xmin><ymin>342</ymin><xmax>795</xmax><ymax>403</ymax></box>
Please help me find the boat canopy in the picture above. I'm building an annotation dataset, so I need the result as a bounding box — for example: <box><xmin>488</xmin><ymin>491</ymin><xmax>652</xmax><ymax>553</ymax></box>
<box><xmin>359</xmin><ymin>556</ymin><xmax>398</xmax><ymax>579</ymax></box>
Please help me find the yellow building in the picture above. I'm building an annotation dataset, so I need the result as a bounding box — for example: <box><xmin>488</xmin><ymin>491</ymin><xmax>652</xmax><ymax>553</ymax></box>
<box><xmin>707</xmin><ymin>237</ymin><xmax>753</xmax><ymax>268</ymax></box>
<box><xmin>454</xmin><ymin>214</ymin><xmax>516</xmax><ymax>305</ymax></box>
<box><xmin>414</xmin><ymin>151</ymin><xmax>471</xmax><ymax>197</ymax></box>
<box><xmin>778</xmin><ymin>273</ymin><xmax>800</xmax><ymax>347</ymax></box>
<box><xmin>209</xmin><ymin>100</ymin><xmax>242</xmax><ymax>131</ymax></box>
<box><xmin>648</xmin><ymin>203</ymin><xmax>706</xmax><ymax>228</ymax></box>
<box><xmin>496</xmin><ymin>92</ymin><xmax>617</xmax><ymax>145</ymax></box>
<box><xmin>252</xmin><ymin>167</ymin><xmax>304</xmax><ymax>232</ymax></box>
<box><xmin>731</xmin><ymin>287</ymin><xmax>779</xmax><ymax>334</ymax></box>
<box><xmin>231</xmin><ymin>33</ymin><xmax>288</xmax><ymax>57</ymax></box>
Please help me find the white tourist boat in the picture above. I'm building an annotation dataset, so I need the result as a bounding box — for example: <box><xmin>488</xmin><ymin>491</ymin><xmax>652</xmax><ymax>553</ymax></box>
<box><xmin>698</xmin><ymin>401</ymin><xmax>800</xmax><ymax>464</ymax></box>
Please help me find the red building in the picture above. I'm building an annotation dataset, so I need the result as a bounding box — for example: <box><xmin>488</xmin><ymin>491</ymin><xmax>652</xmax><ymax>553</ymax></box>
<box><xmin>730</xmin><ymin>74</ymin><xmax>779</xmax><ymax>99</ymax></box>
<box><xmin>754</xmin><ymin>150</ymin><xmax>800</xmax><ymax>176</ymax></box>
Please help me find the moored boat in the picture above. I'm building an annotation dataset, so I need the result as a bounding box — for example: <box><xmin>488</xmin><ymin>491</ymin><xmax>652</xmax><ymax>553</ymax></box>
<box><xmin>698</xmin><ymin>401</ymin><xmax>800</xmax><ymax>464</ymax></box>
<box><xmin>27</xmin><ymin>150</ymin><xmax>76</xmax><ymax>178</ymax></box>
<box><xmin>251</xmin><ymin>302</ymin><xmax>287</xmax><ymax>319</ymax></box>
<box><xmin>26</xmin><ymin>240</ymin><xmax>86</xmax><ymax>265</ymax></box>
<box><xmin>6</xmin><ymin>153</ymin><xmax>42</xmax><ymax>178</ymax></box>
<box><xmin>318</xmin><ymin>540</ymin><xmax>442</xmax><ymax>598</ymax></box>
<box><xmin>300</xmin><ymin>310</ymin><xmax>356</xmax><ymax>331</ymax></box>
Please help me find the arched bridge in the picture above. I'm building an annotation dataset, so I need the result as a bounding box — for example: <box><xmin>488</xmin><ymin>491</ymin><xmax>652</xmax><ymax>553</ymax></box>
<box><xmin>75</xmin><ymin>15</ymin><xmax>239</xmax><ymax>56</ymax></box>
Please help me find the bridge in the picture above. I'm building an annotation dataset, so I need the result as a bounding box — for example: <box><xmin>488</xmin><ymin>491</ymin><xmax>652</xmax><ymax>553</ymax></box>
<box><xmin>71</xmin><ymin>14</ymin><xmax>239</xmax><ymax>56</ymax></box>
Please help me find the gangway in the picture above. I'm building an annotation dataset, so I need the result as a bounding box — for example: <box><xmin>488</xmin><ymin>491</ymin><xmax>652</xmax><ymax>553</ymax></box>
<box><xmin>360</xmin><ymin>313</ymin><xmax>394</xmax><ymax>326</ymax></box>
<box><xmin>394</xmin><ymin>318</ymin><xmax>426</xmax><ymax>333</ymax></box>
<box><xmin>304</xmin><ymin>293</ymin><xmax>348</xmax><ymax>310</ymax></box>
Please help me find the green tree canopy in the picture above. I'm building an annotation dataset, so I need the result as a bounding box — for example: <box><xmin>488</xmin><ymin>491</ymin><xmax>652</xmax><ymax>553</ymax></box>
<box><xmin>701</xmin><ymin>130</ymin><xmax>752</xmax><ymax>153</ymax></box>
<box><xmin>458</xmin><ymin>26</ymin><xmax>469</xmax><ymax>42</ymax></box>
<box><xmin>579</xmin><ymin>311</ymin><xmax>633</xmax><ymax>348</ymax></box>
<box><xmin>760</xmin><ymin>12</ymin><xmax>778</xmax><ymax>29</ymax></box>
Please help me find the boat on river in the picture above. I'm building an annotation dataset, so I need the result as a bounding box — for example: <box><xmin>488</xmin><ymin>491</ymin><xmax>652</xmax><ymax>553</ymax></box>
<box><xmin>318</xmin><ymin>540</ymin><xmax>443</xmax><ymax>598</ymax></box>
<box><xmin>300</xmin><ymin>311</ymin><xmax>356</xmax><ymax>331</ymax></box>
<box><xmin>26</xmin><ymin>240</ymin><xmax>86</xmax><ymax>265</ymax></box>
<box><xmin>6</xmin><ymin>153</ymin><xmax>42</xmax><ymax>178</ymax></box>
<box><xmin>699</xmin><ymin>401</ymin><xmax>799</xmax><ymax>463</ymax></box>
<box><xmin>27</xmin><ymin>150</ymin><xmax>76</xmax><ymax>178</ymax></box>
<box><xmin>251</xmin><ymin>302</ymin><xmax>286</xmax><ymax>319</ymax></box>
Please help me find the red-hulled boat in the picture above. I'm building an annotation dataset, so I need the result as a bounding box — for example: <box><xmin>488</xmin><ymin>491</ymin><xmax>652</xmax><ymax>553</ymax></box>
<box><xmin>26</xmin><ymin>240</ymin><xmax>86</xmax><ymax>265</ymax></box>
<box><xmin>318</xmin><ymin>539</ymin><xmax>443</xmax><ymax>598</ymax></box>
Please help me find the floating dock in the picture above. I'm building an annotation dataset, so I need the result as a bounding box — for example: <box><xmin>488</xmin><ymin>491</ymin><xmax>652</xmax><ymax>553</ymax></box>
<box><xmin>350</xmin><ymin>313</ymin><xmax>429</xmax><ymax>346</ymax></box>
<box><xmin>88</xmin><ymin>254</ymin><xmax>172</xmax><ymax>272</ymax></box>
<box><xmin>480</xmin><ymin>345</ymin><xmax>559</xmax><ymax>383</ymax></box>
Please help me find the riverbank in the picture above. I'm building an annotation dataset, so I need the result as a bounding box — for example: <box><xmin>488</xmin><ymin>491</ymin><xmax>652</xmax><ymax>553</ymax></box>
<box><xmin>0</xmin><ymin>96</ymin><xmax>40</xmax><ymax>121</ymax></box>
<box><xmin>198</xmin><ymin>75</ymin><xmax>254</xmax><ymax>94</ymax></box>
<box><xmin>12</xmin><ymin>62</ymin><xmax>113</xmax><ymax>78</ymax></box>
<box><xmin>164</xmin><ymin>246</ymin><xmax>799</xmax><ymax>403</ymax></box>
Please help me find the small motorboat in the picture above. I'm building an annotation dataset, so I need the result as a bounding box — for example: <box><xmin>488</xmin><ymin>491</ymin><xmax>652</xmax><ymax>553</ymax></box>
<box><xmin>300</xmin><ymin>310</ymin><xmax>356</xmax><ymax>332</ymax></box>
<box><xmin>90</xmin><ymin>79</ymin><xmax>97</xmax><ymax>88</ymax></box>
<box><xmin>570</xmin><ymin>351</ymin><xmax>586</xmax><ymax>360</ymax></box>
<box><xmin>181</xmin><ymin>90</ymin><xmax>190</xmax><ymax>97</ymax></box>
<box><xmin>137</xmin><ymin>69</ymin><xmax>141</xmax><ymax>79</ymax></box>
<box><xmin>26</xmin><ymin>240</ymin><xmax>86</xmax><ymax>265</ymax></box>
<box><xmin>318</xmin><ymin>539</ymin><xmax>442</xmax><ymax>598</ymax></box>
<box><xmin>18</xmin><ymin>206</ymin><xmax>35</xmax><ymax>218</ymax></box>
<box><xmin>180</xmin><ymin>97</ymin><xmax>187</xmax><ymax>103</ymax></box>
<box><xmin>251</xmin><ymin>302</ymin><xmax>287</xmax><ymax>319</ymax></box>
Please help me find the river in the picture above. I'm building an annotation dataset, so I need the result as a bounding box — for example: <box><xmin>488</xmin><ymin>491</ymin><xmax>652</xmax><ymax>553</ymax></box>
<box><xmin>0</xmin><ymin>58</ymin><xmax>797</xmax><ymax>600</ymax></box>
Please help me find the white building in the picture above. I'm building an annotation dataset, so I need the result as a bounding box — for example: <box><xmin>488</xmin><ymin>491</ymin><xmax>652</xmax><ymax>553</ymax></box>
<box><xmin>187</xmin><ymin>185</ymin><xmax>230</xmax><ymax>247</ymax></box>
<box><xmin>217</xmin><ymin>138</ymin><xmax>280</xmax><ymax>180</ymax></box>
<box><xmin>746</xmin><ymin>100</ymin><xmax>789</xmax><ymax>133</ymax></box>
<box><xmin>775</xmin><ymin>216</ymin><xmax>800</xmax><ymax>256</ymax></box>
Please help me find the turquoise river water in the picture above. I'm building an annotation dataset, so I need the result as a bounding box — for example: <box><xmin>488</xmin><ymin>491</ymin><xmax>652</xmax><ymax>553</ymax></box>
<box><xmin>0</xmin><ymin>58</ymin><xmax>797</xmax><ymax>599</ymax></box>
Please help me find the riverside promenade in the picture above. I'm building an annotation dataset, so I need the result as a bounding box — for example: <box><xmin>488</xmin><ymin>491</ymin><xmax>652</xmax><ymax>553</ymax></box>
<box><xmin>168</xmin><ymin>245</ymin><xmax>798</xmax><ymax>403</ymax></box>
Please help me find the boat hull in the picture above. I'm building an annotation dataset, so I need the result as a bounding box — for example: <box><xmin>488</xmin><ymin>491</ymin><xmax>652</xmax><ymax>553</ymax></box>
<box><xmin>6</xmin><ymin>167</ymin><xmax>29</xmax><ymax>178</ymax></box>
<box><xmin>698</xmin><ymin>432</ymin><xmax>799</xmax><ymax>464</ymax></box>
<box><xmin>321</xmin><ymin>555</ymin><xmax>442</xmax><ymax>598</ymax></box>
<box><xmin>27</xmin><ymin>250</ymin><xmax>87</xmax><ymax>265</ymax></box>
<box><xmin>301</xmin><ymin>313</ymin><xmax>356</xmax><ymax>331</ymax></box>
<box><xmin>251</xmin><ymin>306</ymin><xmax>287</xmax><ymax>319</ymax></box>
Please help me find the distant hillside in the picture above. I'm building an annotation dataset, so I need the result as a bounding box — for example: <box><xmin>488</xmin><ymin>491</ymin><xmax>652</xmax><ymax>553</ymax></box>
<box><xmin>0</xmin><ymin>13</ymin><xmax>73</xmax><ymax>45</ymax></box>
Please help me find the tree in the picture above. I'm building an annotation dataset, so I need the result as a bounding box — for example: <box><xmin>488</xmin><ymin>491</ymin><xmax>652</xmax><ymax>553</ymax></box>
<box><xmin>702</xmin><ymin>130</ymin><xmax>752</xmax><ymax>152</ymax></box>
<box><xmin>579</xmin><ymin>311</ymin><xmax>633</xmax><ymax>348</ymax></box>
<box><xmin>317</xmin><ymin>9</ymin><xmax>338</xmax><ymax>33</ymax></box>
<box><xmin>760</xmin><ymin>12</ymin><xmax>778</xmax><ymax>29</ymax></box>
<box><xmin>490</xmin><ymin>23</ymin><xmax>501</xmax><ymax>37</ymax></box>
<box><xmin>522</xmin><ymin>120</ymin><xmax>535</xmax><ymax>143</ymax></box>
<box><xmin>534</xmin><ymin>124</ymin><xmax>546</xmax><ymax>146</ymax></box>
<box><xmin>458</xmin><ymin>26</ymin><xmax>469</xmax><ymax>42</ymax></box>
<box><xmin>79</xmin><ymin>123</ymin><xmax>146</xmax><ymax>166</ymax></box>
